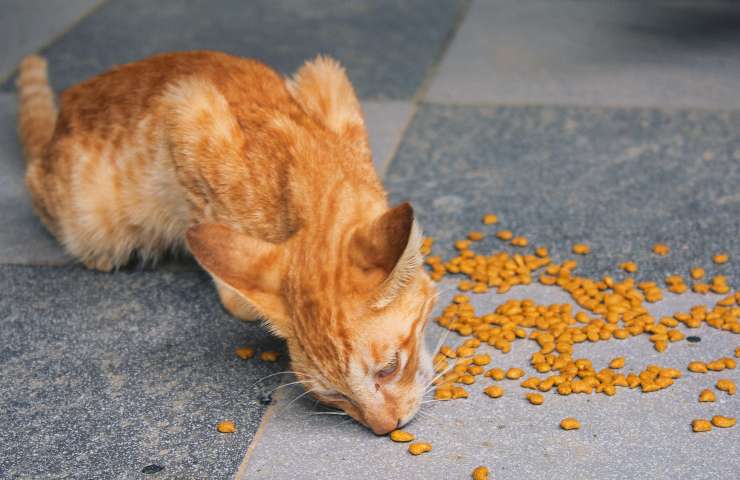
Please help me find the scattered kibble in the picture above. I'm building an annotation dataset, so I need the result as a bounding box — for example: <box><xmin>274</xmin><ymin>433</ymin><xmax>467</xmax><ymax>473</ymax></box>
<box><xmin>711</xmin><ymin>416</ymin><xmax>736</xmax><ymax>428</ymax></box>
<box><xmin>217</xmin><ymin>420</ymin><xmax>236</xmax><ymax>433</ymax></box>
<box><xmin>690</xmin><ymin>267</ymin><xmax>705</xmax><ymax>280</ymax></box>
<box><xmin>526</xmin><ymin>393</ymin><xmax>544</xmax><ymax>405</ymax></box>
<box><xmin>235</xmin><ymin>347</ymin><xmax>255</xmax><ymax>360</ymax></box>
<box><xmin>572</xmin><ymin>243</ymin><xmax>590</xmax><ymax>255</ymax></box>
<box><xmin>688</xmin><ymin>361</ymin><xmax>708</xmax><ymax>373</ymax></box>
<box><xmin>511</xmin><ymin>236</ymin><xmax>528</xmax><ymax>247</ymax></box>
<box><xmin>505</xmin><ymin>368</ymin><xmax>525</xmax><ymax>380</ymax></box>
<box><xmin>652</xmin><ymin>244</ymin><xmax>670</xmax><ymax>256</ymax></box>
<box><xmin>472</xmin><ymin>466</ymin><xmax>489</xmax><ymax>480</ymax></box>
<box><xmin>468</xmin><ymin>231</ymin><xmax>485</xmax><ymax>241</ymax></box>
<box><xmin>495</xmin><ymin>230</ymin><xmax>513</xmax><ymax>241</ymax></box>
<box><xmin>259</xmin><ymin>351</ymin><xmax>280</xmax><ymax>362</ymax></box>
<box><xmin>692</xmin><ymin>419</ymin><xmax>712</xmax><ymax>432</ymax></box>
<box><xmin>716</xmin><ymin>379</ymin><xmax>736</xmax><ymax>395</ymax></box>
<box><xmin>560</xmin><ymin>418</ymin><xmax>580</xmax><ymax>430</ymax></box>
<box><xmin>483</xmin><ymin>385</ymin><xmax>504</xmax><ymax>398</ymax></box>
<box><xmin>619</xmin><ymin>261</ymin><xmax>638</xmax><ymax>273</ymax></box>
<box><xmin>713</xmin><ymin>253</ymin><xmax>729</xmax><ymax>265</ymax></box>
<box><xmin>390</xmin><ymin>430</ymin><xmax>415</xmax><ymax>443</ymax></box>
<box><xmin>609</xmin><ymin>357</ymin><xmax>625</xmax><ymax>369</ymax></box>
<box><xmin>482</xmin><ymin>214</ymin><xmax>498</xmax><ymax>225</ymax></box>
<box><xmin>699</xmin><ymin>389</ymin><xmax>716</xmax><ymax>402</ymax></box>
<box><xmin>408</xmin><ymin>442</ymin><xmax>432</xmax><ymax>455</ymax></box>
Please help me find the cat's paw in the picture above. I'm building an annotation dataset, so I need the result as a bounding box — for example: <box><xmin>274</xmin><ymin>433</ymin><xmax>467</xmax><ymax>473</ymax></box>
<box><xmin>82</xmin><ymin>256</ymin><xmax>114</xmax><ymax>272</ymax></box>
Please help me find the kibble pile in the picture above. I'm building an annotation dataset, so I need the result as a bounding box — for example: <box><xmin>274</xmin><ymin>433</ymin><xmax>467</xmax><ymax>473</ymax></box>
<box><xmin>392</xmin><ymin>213</ymin><xmax>738</xmax><ymax>480</ymax></box>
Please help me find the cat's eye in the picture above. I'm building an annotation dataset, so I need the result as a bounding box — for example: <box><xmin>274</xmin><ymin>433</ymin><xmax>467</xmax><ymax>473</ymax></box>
<box><xmin>377</xmin><ymin>353</ymin><xmax>400</xmax><ymax>379</ymax></box>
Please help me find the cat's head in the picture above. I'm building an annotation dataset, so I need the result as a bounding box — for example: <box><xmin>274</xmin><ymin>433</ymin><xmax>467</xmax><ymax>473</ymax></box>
<box><xmin>187</xmin><ymin>203</ymin><xmax>437</xmax><ymax>434</ymax></box>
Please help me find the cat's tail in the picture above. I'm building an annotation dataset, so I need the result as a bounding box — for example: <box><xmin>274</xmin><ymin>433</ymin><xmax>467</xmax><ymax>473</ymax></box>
<box><xmin>17</xmin><ymin>55</ymin><xmax>57</xmax><ymax>164</ymax></box>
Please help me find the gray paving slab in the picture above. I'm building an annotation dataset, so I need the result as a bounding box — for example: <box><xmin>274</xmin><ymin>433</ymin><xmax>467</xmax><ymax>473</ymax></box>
<box><xmin>241</xmin><ymin>280</ymin><xmax>739</xmax><ymax>479</ymax></box>
<box><xmin>0</xmin><ymin>265</ymin><xmax>286</xmax><ymax>479</ymax></box>
<box><xmin>363</xmin><ymin>101</ymin><xmax>415</xmax><ymax>175</ymax></box>
<box><xmin>0</xmin><ymin>94</ymin><xmax>71</xmax><ymax>266</ymax></box>
<box><xmin>426</xmin><ymin>0</ymin><xmax>740</xmax><ymax>109</ymax></box>
<box><xmin>0</xmin><ymin>0</ymin><xmax>468</xmax><ymax>100</ymax></box>
<box><xmin>385</xmin><ymin>104</ymin><xmax>740</xmax><ymax>285</ymax></box>
<box><xmin>0</xmin><ymin>0</ymin><xmax>102</xmax><ymax>82</ymax></box>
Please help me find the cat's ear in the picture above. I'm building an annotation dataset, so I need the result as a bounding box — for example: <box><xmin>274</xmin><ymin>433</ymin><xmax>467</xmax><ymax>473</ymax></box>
<box><xmin>186</xmin><ymin>224</ymin><xmax>290</xmax><ymax>334</ymax></box>
<box><xmin>287</xmin><ymin>55</ymin><xmax>369</xmax><ymax>155</ymax></box>
<box><xmin>348</xmin><ymin>203</ymin><xmax>423</xmax><ymax>309</ymax></box>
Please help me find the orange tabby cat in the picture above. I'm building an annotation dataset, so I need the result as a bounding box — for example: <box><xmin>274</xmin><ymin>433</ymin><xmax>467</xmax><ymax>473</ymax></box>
<box><xmin>16</xmin><ymin>51</ymin><xmax>437</xmax><ymax>434</ymax></box>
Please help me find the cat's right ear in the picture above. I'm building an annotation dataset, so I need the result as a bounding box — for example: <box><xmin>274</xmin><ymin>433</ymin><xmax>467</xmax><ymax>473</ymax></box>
<box><xmin>186</xmin><ymin>224</ymin><xmax>290</xmax><ymax>335</ymax></box>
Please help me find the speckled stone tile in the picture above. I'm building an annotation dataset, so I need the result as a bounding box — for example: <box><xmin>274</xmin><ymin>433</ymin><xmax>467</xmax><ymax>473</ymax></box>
<box><xmin>0</xmin><ymin>0</ymin><xmax>468</xmax><ymax>100</ymax></box>
<box><xmin>363</xmin><ymin>101</ymin><xmax>415</xmax><ymax>175</ymax></box>
<box><xmin>385</xmin><ymin>104</ymin><xmax>740</xmax><ymax>285</ymax></box>
<box><xmin>0</xmin><ymin>0</ymin><xmax>102</xmax><ymax>81</ymax></box>
<box><xmin>240</xmin><ymin>280</ymin><xmax>740</xmax><ymax>479</ymax></box>
<box><xmin>0</xmin><ymin>265</ymin><xmax>286</xmax><ymax>479</ymax></box>
<box><xmin>0</xmin><ymin>94</ymin><xmax>71</xmax><ymax>266</ymax></box>
<box><xmin>427</xmin><ymin>0</ymin><xmax>740</xmax><ymax>109</ymax></box>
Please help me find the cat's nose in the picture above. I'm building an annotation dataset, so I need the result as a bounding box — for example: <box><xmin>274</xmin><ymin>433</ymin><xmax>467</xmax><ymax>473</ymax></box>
<box><xmin>368</xmin><ymin>416</ymin><xmax>398</xmax><ymax>435</ymax></box>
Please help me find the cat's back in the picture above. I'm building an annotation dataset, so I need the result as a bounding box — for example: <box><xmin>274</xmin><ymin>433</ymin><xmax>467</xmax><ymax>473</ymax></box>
<box><xmin>57</xmin><ymin>50</ymin><xmax>294</xmax><ymax>134</ymax></box>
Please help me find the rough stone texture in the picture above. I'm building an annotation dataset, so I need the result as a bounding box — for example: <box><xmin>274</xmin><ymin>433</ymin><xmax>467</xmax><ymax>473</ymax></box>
<box><xmin>0</xmin><ymin>94</ymin><xmax>71</xmax><ymax>266</ymax></box>
<box><xmin>363</xmin><ymin>101</ymin><xmax>415</xmax><ymax>175</ymax></box>
<box><xmin>0</xmin><ymin>265</ymin><xmax>286</xmax><ymax>478</ymax></box>
<box><xmin>0</xmin><ymin>0</ymin><xmax>102</xmax><ymax>81</ymax></box>
<box><xmin>0</xmin><ymin>0</ymin><xmax>468</xmax><ymax>100</ymax></box>
<box><xmin>427</xmin><ymin>0</ymin><xmax>740</xmax><ymax>109</ymax></box>
<box><xmin>386</xmin><ymin>104</ymin><xmax>739</xmax><ymax>285</ymax></box>
<box><xmin>242</xmin><ymin>280</ymin><xmax>740</xmax><ymax>479</ymax></box>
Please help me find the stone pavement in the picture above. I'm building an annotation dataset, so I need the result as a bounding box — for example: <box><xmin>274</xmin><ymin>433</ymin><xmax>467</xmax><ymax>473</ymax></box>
<box><xmin>1</xmin><ymin>1</ymin><xmax>738</xmax><ymax>479</ymax></box>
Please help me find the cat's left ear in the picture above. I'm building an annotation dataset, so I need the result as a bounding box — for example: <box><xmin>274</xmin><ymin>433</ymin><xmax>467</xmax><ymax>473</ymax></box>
<box><xmin>287</xmin><ymin>55</ymin><xmax>369</xmax><ymax>156</ymax></box>
<box><xmin>186</xmin><ymin>224</ymin><xmax>291</xmax><ymax>335</ymax></box>
<box><xmin>348</xmin><ymin>202</ymin><xmax>423</xmax><ymax>309</ymax></box>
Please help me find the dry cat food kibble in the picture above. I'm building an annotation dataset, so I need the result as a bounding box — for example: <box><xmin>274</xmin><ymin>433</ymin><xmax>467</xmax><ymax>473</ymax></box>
<box><xmin>652</xmin><ymin>243</ymin><xmax>670</xmax><ymax>256</ymax></box>
<box><xmin>216</xmin><ymin>420</ymin><xmax>236</xmax><ymax>433</ymax></box>
<box><xmin>259</xmin><ymin>351</ymin><xmax>280</xmax><ymax>362</ymax></box>
<box><xmin>692</xmin><ymin>419</ymin><xmax>712</xmax><ymax>432</ymax></box>
<box><xmin>235</xmin><ymin>347</ymin><xmax>255</xmax><ymax>360</ymax></box>
<box><xmin>408</xmin><ymin>442</ymin><xmax>432</xmax><ymax>455</ymax></box>
<box><xmin>482</xmin><ymin>214</ymin><xmax>498</xmax><ymax>225</ymax></box>
<box><xmin>716</xmin><ymin>379</ymin><xmax>736</xmax><ymax>395</ymax></box>
<box><xmin>713</xmin><ymin>253</ymin><xmax>729</xmax><ymax>265</ymax></box>
<box><xmin>698</xmin><ymin>389</ymin><xmax>716</xmax><ymax>402</ymax></box>
<box><xmin>483</xmin><ymin>385</ymin><xmax>504</xmax><ymax>398</ymax></box>
<box><xmin>560</xmin><ymin>418</ymin><xmax>580</xmax><ymax>430</ymax></box>
<box><xmin>422</xmin><ymin>211</ymin><xmax>737</xmax><ymax>475</ymax></box>
<box><xmin>472</xmin><ymin>466</ymin><xmax>489</xmax><ymax>480</ymax></box>
<box><xmin>711</xmin><ymin>416</ymin><xmax>736</xmax><ymax>428</ymax></box>
<box><xmin>390</xmin><ymin>430</ymin><xmax>415</xmax><ymax>443</ymax></box>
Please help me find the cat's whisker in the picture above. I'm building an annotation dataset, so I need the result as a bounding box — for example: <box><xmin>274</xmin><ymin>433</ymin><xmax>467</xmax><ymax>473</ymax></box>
<box><xmin>276</xmin><ymin>387</ymin><xmax>319</xmax><ymax>417</ymax></box>
<box><xmin>423</xmin><ymin>362</ymin><xmax>454</xmax><ymax>393</ymax></box>
<box><xmin>264</xmin><ymin>379</ymin><xmax>314</xmax><ymax>396</ymax></box>
<box><xmin>251</xmin><ymin>370</ymin><xmax>301</xmax><ymax>386</ymax></box>
<box><xmin>307</xmin><ymin>411</ymin><xmax>348</xmax><ymax>416</ymax></box>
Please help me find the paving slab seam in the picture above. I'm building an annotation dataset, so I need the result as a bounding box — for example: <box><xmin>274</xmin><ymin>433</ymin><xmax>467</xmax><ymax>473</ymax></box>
<box><xmin>233</xmin><ymin>388</ymin><xmax>283</xmax><ymax>479</ymax></box>
<box><xmin>378</xmin><ymin>0</ymin><xmax>472</xmax><ymax>180</ymax></box>
<box><xmin>420</xmin><ymin>97</ymin><xmax>740</xmax><ymax>113</ymax></box>
<box><xmin>0</xmin><ymin>0</ymin><xmax>109</xmax><ymax>86</ymax></box>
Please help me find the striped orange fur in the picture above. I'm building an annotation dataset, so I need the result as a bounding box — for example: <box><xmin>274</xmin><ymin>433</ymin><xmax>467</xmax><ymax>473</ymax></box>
<box><xmin>16</xmin><ymin>51</ymin><xmax>437</xmax><ymax>434</ymax></box>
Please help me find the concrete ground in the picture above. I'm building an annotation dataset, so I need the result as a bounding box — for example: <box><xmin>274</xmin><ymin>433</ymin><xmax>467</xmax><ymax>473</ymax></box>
<box><xmin>1</xmin><ymin>1</ymin><xmax>738</xmax><ymax>479</ymax></box>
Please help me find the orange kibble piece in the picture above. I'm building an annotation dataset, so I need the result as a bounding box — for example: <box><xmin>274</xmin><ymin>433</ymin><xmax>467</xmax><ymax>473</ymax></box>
<box><xmin>619</xmin><ymin>261</ymin><xmax>638</xmax><ymax>273</ymax></box>
<box><xmin>526</xmin><ymin>393</ymin><xmax>544</xmax><ymax>405</ymax></box>
<box><xmin>472</xmin><ymin>466</ymin><xmax>489</xmax><ymax>480</ymax></box>
<box><xmin>260</xmin><ymin>351</ymin><xmax>280</xmax><ymax>362</ymax></box>
<box><xmin>496</xmin><ymin>230</ymin><xmax>513</xmax><ymax>241</ymax></box>
<box><xmin>560</xmin><ymin>418</ymin><xmax>580</xmax><ymax>430</ymax></box>
<box><xmin>692</xmin><ymin>419</ymin><xmax>712</xmax><ymax>432</ymax></box>
<box><xmin>235</xmin><ymin>347</ymin><xmax>255</xmax><ymax>360</ymax></box>
<box><xmin>483</xmin><ymin>385</ymin><xmax>504</xmax><ymax>398</ymax></box>
<box><xmin>572</xmin><ymin>243</ymin><xmax>590</xmax><ymax>255</ymax></box>
<box><xmin>699</xmin><ymin>389</ymin><xmax>716</xmax><ymax>402</ymax></box>
<box><xmin>482</xmin><ymin>214</ymin><xmax>498</xmax><ymax>225</ymax></box>
<box><xmin>688</xmin><ymin>361</ymin><xmax>708</xmax><ymax>373</ymax></box>
<box><xmin>511</xmin><ymin>236</ymin><xmax>528</xmax><ymax>247</ymax></box>
<box><xmin>505</xmin><ymin>368</ymin><xmax>525</xmax><ymax>380</ymax></box>
<box><xmin>690</xmin><ymin>267</ymin><xmax>705</xmax><ymax>280</ymax></box>
<box><xmin>713</xmin><ymin>253</ymin><xmax>729</xmax><ymax>264</ymax></box>
<box><xmin>468</xmin><ymin>231</ymin><xmax>485</xmax><ymax>241</ymax></box>
<box><xmin>217</xmin><ymin>420</ymin><xmax>236</xmax><ymax>433</ymax></box>
<box><xmin>653</xmin><ymin>243</ymin><xmax>670</xmax><ymax>256</ymax></box>
<box><xmin>609</xmin><ymin>357</ymin><xmax>625</xmax><ymax>369</ymax></box>
<box><xmin>535</xmin><ymin>246</ymin><xmax>549</xmax><ymax>258</ymax></box>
